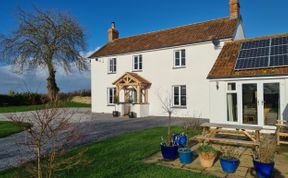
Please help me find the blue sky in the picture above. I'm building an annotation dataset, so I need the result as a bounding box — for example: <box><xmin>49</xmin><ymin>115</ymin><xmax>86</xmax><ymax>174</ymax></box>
<box><xmin>0</xmin><ymin>0</ymin><xmax>287</xmax><ymax>93</ymax></box>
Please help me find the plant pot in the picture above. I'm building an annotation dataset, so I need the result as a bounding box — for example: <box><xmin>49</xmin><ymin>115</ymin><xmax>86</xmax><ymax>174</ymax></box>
<box><xmin>199</xmin><ymin>153</ymin><xmax>216</xmax><ymax>168</ymax></box>
<box><xmin>178</xmin><ymin>148</ymin><xmax>193</xmax><ymax>164</ymax></box>
<box><xmin>161</xmin><ymin>145</ymin><xmax>178</xmax><ymax>160</ymax></box>
<box><xmin>128</xmin><ymin>112</ymin><xmax>137</xmax><ymax>118</ymax></box>
<box><xmin>112</xmin><ymin>111</ymin><xmax>120</xmax><ymax>117</ymax></box>
<box><xmin>253</xmin><ymin>159</ymin><xmax>274</xmax><ymax>178</ymax></box>
<box><xmin>220</xmin><ymin>157</ymin><xmax>240</xmax><ymax>173</ymax></box>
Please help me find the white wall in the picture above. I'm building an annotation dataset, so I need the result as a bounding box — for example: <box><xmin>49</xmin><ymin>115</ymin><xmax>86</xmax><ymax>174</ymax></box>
<box><xmin>233</xmin><ymin>20</ymin><xmax>245</xmax><ymax>40</ymax></box>
<box><xmin>91</xmin><ymin>22</ymin><xmax>245</xmax><ymax>119</ymax></box>
<box><xmin>91</xmin><ymin>40</ymin><xmax>228</xmax><ymax>118</ymax></box>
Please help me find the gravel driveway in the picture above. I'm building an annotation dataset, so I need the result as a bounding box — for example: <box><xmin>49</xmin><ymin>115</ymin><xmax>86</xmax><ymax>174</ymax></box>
<box><xmin>0</xmin><ymin>108</ymin><xmax>207</xmax><ymax>171</ymax></box>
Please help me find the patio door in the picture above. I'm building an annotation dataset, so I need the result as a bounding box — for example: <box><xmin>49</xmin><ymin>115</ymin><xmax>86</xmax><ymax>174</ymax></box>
<box><xmin>240</xmin><ymin>81</ymin><xmax>282</xmax><ymax>127</ymax></box>
<box><xmin>242</xmin><ymin>83</ymin><xmax>258</xmax><ymax>125</ymax></box>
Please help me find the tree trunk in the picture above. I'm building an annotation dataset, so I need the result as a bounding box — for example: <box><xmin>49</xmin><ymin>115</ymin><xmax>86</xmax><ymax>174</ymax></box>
<box><xmin>167</xmin><ymin>112</ymin><xmax>171</xmax><ymax>145</ymax></box>
<box><xmin>47</xmin><ymin>62</ymin><xmax>59</xmax><ymax>101</ymax></box>
<box><xmin>37</xmin><ymin>144</ymin><xmax>42</xmax><ymax>178</ymax></box>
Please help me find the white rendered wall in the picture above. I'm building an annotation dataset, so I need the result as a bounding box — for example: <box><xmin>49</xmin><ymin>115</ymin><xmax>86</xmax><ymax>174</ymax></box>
<box><xmin>91</xmin><ymin>23</ymin><xmax>245</xmax><ymax>119</ymax></box>
<box><xmin>91</xmin><ymin>40</ymin><xmax>228</xmax><ymax>118</ymax></box>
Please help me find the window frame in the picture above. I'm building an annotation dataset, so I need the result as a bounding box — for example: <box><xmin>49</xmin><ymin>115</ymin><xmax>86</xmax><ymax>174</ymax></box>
<box><xmin>226</xmin><ymin>83</ymin><xmax>238</xmax><ymax>122</ymax></box>
<box><xmin>173</xmin><ymin>49</ymin><xmax>186</xmax><ymax>68</ymax></box>
<box><xmin>132</xmin><ymin>55</ymin><xmax>143</xmax><ymax>71</ymax></box>
<box><xmin>108</xmin><ymin>58</ymin><xmax>117</xmax><ymax>74</ymax></box>
<box><xmin>172</xmin><ymin>85</ymin><xmax>187</xmax><ymax>107</ymax></box>
<box><xmin>107</xmin><ymin>87</ymin><xmax>116</xmax><ymax>105</ymax></box>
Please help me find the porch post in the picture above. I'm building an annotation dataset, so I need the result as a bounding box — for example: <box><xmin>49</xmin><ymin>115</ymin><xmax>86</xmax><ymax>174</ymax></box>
<box><xmin>137</xmin><ymin>85</ymin><xmax>141</xmax><ymax>104</ymax></box>
<box><xmin>144</xmin><ymin>89</ymin><xmax>148</xmax><ymax>103</ymax></box>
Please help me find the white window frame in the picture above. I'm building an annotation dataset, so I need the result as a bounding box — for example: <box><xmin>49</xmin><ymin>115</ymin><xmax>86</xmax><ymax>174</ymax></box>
<box><xmin>173</xmin><ymin>49</ymin><xmax>186</xmax><ymax>68</ymax></box>
<box><xmin>108</xmin><ymin>58</ymin><xmax>117</xmax><ymax>74</ymax></box>
<box><xmin>172</xmin><ymin>85</ymin><xmax>186</xmax><ymax>107</ymax></box>
<box><xmin>226</xmin><ymin>83</ymin><xmax>238</xmax><ymax>123</ymax></box>
<box><xmin>132</xmin><ymin>55</ymin><xmax>143</xmax><ymax>71</ymax></box>
<box><xmin>107</xmin><ymin>87</ymin><xmax>116</xmax><ymax>105</ymax></box>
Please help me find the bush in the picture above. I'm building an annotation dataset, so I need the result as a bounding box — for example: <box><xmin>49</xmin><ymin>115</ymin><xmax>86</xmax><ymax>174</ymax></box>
<box><xmin>57</xmin><ymin>89</ymin><xmax>91</xmax><ymax>101</ymax></box>
<box><xmin>0</xmin><ymin>92</ymin><xmax>48</xmax><ymax>106</ymax></box>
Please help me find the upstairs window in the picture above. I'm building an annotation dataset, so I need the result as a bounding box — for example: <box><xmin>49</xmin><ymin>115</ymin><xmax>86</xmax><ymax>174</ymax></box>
<box><xmin>107</xmin><ymin>87</ymin><xmax>116</xmax><ymax>105</ymax></box>
<box><xmin>174</xmin><ymin>49</ymin><xmax>186</xmax><ymax>68</ymax></box>
<box><xmin>133</xmin><ymin>55</ymin><xmax>142</xmax><ymax>71</ymax></box>
<box><xmin>173</xmin><ymin>85</ymin><xmax>186</xmax><ymax>107</ymax></box>
<box><xmin>108</xmin><ymin>58</ymin><xmax>117</xmax><ymax>73</ymax></box>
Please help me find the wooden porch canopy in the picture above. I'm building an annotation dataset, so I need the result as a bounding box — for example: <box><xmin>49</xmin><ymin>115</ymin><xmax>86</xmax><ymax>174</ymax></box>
<box><xmin>113</xmin><ymin>72</ymin><xmax>151</xmax><ymax>104</ymax></box>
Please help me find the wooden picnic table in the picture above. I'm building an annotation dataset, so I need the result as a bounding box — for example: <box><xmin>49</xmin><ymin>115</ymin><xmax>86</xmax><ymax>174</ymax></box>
<box><xmin>196</xmin><ymin>123</ymin><xmax>263</xmax><ymax>149</ymax></box>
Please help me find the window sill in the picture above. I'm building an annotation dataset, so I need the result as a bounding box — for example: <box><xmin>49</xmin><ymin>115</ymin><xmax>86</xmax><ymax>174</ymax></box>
<box><xmin>107</xmin><ymin>104</ymin><xmax>115</xmax><ymax>106</ymax></box>
<box><xmin>171</xmin><ymin>106</ymin><xmax>187</xmax><ymax>109</ymax></box>
<box><xmin>172</xmin><ymin>66</ymin><xmax>186</xmax><ymax>69</ymax></box>
<box><xmin>132</xmin><ymin>70</ymin><xmax>143</xmax><ymax>72</ymax></box>
<box><xmin>107</xmin><ymin>72</ymin><xmax>116</xmax><ymax>74</ymax></box>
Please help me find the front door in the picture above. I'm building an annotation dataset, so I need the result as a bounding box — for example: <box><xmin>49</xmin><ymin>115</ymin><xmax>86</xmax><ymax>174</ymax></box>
<box><xmin>240</xmin><ymin>81</ymin><xmax>282</xmax><ymax>127</ymax></box>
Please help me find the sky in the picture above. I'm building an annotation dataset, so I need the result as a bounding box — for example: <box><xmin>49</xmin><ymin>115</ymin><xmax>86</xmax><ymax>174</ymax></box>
<box><xmin>0</xmin><ymin>0</ymin><xmax>287</xmax><ymax>94</ymax></box>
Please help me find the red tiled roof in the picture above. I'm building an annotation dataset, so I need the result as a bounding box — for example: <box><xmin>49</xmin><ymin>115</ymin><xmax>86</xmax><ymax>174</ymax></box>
<box><xmin>208</xmin><ymin>33</ymin><xmax>288</xmax><ymax>79</ymax></box>
<box><xmin>90</xmin><ymin>17</ymin><xmax>240</xmax><ymax>58</ymax></box>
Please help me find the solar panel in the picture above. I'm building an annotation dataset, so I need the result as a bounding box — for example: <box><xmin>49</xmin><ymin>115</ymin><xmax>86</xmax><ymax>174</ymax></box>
<box><xmin>238</xmin><ymin>47</ymin><xmax>269</xmax><ymax>58</ymax></box>
<box><xmin>235</xmin><ymin>57</ymin><xmax>269</xmax><ymax>69</ymax></box>
<box><xmin>270</xmin><ymin>45</ymin><xmax>288</xmax><ymax>55</ymax></box>
<box><xmin>271</xmin><ymin>37</ymin><xmax>288</xmax><ymax>46</ymax></box>
<box><xmin>235</xmin><ymin>36</ymin><xmax>288</xmax><ymax>70</ymax></box>
<box><xmin>241</xmin><ymin>39</ymin><xmax>270</xmax><ymax>49</ymax></box>
<box><xmin>270</xmin><ymin>55</ymin><xmax>288</xmax><ymax>67</ymax></box>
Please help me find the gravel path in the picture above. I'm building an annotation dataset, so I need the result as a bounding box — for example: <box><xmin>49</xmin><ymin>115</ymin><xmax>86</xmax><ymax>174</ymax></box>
<box><xmin>0</xmin><ymin>108</ymin><xmax>207</xmax><ymax>171</ymax></box>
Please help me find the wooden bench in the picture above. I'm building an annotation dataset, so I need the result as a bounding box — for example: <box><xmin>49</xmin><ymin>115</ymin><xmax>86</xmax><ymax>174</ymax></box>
<box><xmin>276</xmin><ymin>120</ymin><xmax>288</xmax><ymax>145</ymax></box>
<box><xmin>195</xmin><ymin>123</ymin><xmax>262</xmax><ymax>148</ymax></box>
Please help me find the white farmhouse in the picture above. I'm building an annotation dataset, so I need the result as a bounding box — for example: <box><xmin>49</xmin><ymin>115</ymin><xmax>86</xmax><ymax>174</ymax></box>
<box><xmin>89</xmin><ymin>0</ymin><xmax>288</xmax><ymax>130</ymax></box>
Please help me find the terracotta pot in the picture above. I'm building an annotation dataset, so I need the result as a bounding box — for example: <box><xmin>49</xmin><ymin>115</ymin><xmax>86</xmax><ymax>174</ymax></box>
<box><xmin>199</xmin><ymin>152</ymin><xmax>216</xmax><ymax>168</ymax></box>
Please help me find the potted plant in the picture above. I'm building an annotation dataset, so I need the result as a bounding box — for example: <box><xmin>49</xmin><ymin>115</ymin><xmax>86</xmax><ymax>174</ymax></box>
<box><xmin>128</xmin><ymin>111</ymin><xmax>136</xmax><ymax>118</ymax></box>
<box><xmin>178</xmin><ymin>147</ymin><xmax>193</xmax><ymax>164</ymax></box>
<box><xmin>159</xmin><ymin>93</ymin><xmax>178</xmax><ymax>161</ymax></box>
<box><xmin>253</xmin><ymin>135</ymin><xmax>276</xmax><ymax>178</ymax></box>
<box><xmin>197</xmin><ymin>144</ymin><xmax>217</xmax><ymax>168</ymax></box>
<box><xmin>112</xmin><ymin>96</ymin><xmax>120</xmax><ymax>117</ymax></box>
<box><xmin>219</xmin><ymin>146</ymin><xmax>241</xmax><ymax>173</ymax></box>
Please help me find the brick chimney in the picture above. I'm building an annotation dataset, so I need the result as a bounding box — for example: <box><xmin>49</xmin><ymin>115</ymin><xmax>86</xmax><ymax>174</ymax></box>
<box><xmin>230</xmin><ymin>0</ymin><xmax>240</xmax><ymax>19</ymax></box>
<box><xmin>108</xmin><ymin>22</ymin><xmax>119</xmax><ymax>42</ymax></box>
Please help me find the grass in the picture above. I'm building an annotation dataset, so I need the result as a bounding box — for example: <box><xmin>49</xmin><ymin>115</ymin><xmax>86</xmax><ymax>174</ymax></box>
<box><xmin>0</xmin><ymin>121</ymin><xmax>31</xmax><ymax>138</ymax></box>
<box><xmin>0</xmin><ymin>101</ymin><xmax>91</xmax><ymax>113</ymax></box>
<box><xmin>0</xmin><ymin>127</ymin><xmax>214</xmax><ymax>178</ymax></box>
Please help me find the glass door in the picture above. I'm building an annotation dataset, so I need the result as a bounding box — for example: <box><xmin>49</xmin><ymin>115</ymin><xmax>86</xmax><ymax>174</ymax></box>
<box><xmin>242</xmin><ymin>84</ymin><xmax>258</xmax><ymax>125</ymax></box>
<box><xmin>263</xmin><ymin>83</ymin><xmax>280</xmax><ymax>126</ymax></box>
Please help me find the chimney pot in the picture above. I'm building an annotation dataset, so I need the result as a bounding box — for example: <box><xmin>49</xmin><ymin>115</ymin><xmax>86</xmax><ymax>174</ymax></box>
<box><xmin>108</xmin><ymin>22</ymin><xmax>119</xmax><ymax>42</ymax></box>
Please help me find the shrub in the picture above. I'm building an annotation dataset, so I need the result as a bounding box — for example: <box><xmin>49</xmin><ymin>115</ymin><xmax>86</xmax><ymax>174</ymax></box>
<box><xmin>0</xmin><ymin>92</ymin><xmax>48</xmax><ymax>106</ymax></box>
<box><xmin>220</xmin><ymin>146</ymin><xmax>241</xmax><ymax>160</ymax></box>
<box><xmin>254</xmin><ymin>134</ymin><xmax>277</xmax><ymax>163</ymax></box>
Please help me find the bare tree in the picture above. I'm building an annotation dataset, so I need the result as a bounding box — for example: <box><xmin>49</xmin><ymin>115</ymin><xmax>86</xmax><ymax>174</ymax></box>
<box><xmin>7</xmin><ymin>105</ymin><xmax>90</xmax><ymax>178</ymax></box>
<box><xmin>158</xmin><ymin>91</ymin><xmax>175</xmax><ymax>144</ymax></box>
<box><xmin>0</xmin><ymin>7</ymin><xmax>87</xmax><ymax>101</ymax></box>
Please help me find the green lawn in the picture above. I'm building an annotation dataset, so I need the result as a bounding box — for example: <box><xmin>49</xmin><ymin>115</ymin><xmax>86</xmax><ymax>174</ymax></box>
<box><xmin>0</xmin><ymin>101</ymin><xmax>91</xmax><ymax>113</ymax></box>
<box><xmin>0</xmin><ymin>127</ymin><xmax>214</xmax><ymax>178</ymax></box>
<box><xmin>0</xmin><ymin>121</ymin><xmax>31</xmax><ymax>138</ymax></box>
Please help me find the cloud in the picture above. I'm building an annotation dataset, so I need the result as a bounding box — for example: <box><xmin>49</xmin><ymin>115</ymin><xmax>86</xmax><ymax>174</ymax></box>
<box><xmin>0</xmin><ymin>64</ymin><xmax>91</xmax><ymax>94</ymax></box>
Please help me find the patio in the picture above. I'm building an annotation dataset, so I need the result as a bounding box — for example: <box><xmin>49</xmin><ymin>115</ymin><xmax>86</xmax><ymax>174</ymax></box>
<box><xmin>144</xmin><ymin>143</ymin><xmax>288</xmax><ymax>178</ymax></box>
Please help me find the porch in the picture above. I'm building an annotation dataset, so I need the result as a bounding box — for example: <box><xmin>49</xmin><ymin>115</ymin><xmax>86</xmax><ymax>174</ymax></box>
<box><xmin>113</xmin><ymin>72</ymin><xmax>151</xmax><ymax>117</ymax></box>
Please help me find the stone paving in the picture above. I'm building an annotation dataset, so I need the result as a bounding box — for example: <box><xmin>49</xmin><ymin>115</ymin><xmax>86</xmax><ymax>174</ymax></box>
<box><xmin>144</xmin><ymin>144</ymin><xmax>288</xmax><ymax>178</ymax></box>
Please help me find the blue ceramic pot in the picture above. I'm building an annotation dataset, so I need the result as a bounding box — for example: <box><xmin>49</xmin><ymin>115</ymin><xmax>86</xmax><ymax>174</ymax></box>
<box><xmin>178</xmin><ymin>148</ymin><xmax>193</xmax><ymax>164</ymax></box>
<box><xmin>161</xmin><ymin>145</ymin><xmax>178</xmax><ymax>160</ymax></box>
<box><xmin>253</xmin><ymin>160</ymin><xmax>274</xmax><ymax>178</ymax></box>
<box><xmin>220</xmin><ymin>157</ymin><xmax>240</xmax><ymax>173</ymax></box>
